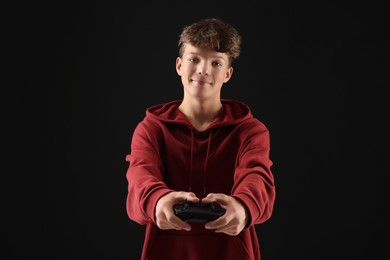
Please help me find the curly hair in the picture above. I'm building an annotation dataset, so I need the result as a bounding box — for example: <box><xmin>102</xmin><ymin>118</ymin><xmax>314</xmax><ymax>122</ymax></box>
<box><xmin>178</xmin><ymin>18</ymin><xmax>241</xmax><ymax>65</ymax></box>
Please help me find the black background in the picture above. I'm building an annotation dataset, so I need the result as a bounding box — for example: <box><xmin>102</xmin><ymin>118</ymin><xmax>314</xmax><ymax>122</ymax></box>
<box><xmin>2</xmin><ymin>1</ymin><xmax>386</xmax><ymax>259</ymax></box>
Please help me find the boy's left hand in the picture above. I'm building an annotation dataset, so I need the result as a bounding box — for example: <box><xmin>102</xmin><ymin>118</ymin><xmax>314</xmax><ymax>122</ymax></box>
<box><xmin>201</xmin><ymin>193</ymin><xmax>249</xmax><ymax>236</ymax></box>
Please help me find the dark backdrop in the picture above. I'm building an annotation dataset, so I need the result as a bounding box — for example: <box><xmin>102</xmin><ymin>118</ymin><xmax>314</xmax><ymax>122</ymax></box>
<box><xmin>2</xmin><ymin>1</ymin><xmax>385</xmax><ymax>259</ymax></box>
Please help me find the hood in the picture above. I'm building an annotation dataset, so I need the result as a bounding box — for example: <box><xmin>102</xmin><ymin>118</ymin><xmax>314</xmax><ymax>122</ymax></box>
<box><xmin>145</xmin><ymin>99</ymin><xmax>253</xmax><ymax>130</ymax></box>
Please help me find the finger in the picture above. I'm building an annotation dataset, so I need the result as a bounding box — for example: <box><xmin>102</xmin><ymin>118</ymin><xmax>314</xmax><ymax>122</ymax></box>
<box><xmin>169</xmin><ymin>215</ymin><xmax>191</xmax><ymax>231</ymax></box>
<box><xmin>161</xmin><ymin>218</ymin><xmax>190</xmax><ymax>231</ymax></box>
<box><xmin>214</xmin><ymin>223</ymin><xmax>244</xmax><ymax>236</ymax></box>
<box><xmin>175</xmin><ymin>192</ymin><xmax>200</xmax><ymax>203</ymax></box>
<box><xmin>185</xmin><ymin>192</ymin><xmax>200</xmax><ymax>203</ymax></box>
<box><xmin>201</xmin><ymin>193</ymin><xmax>228</xmax><ymax>205</ymax></box>
<box><xmin>158</xmin><ymin>221</ymin><xmax>177</xmax><ymax>230</ymax></box>
<box><xmin>214</xmin><ymin>227</ymin><xmax>238</xmax><ymax>236</ymax></box>
<box><xmin>200</xmin><ymin>193</ymin><xmax>218</xmax><ymax>203</ymax></box>
<box><xmin>205</xmin><ymin>216</ymin><xmax>228</xmax><ymax>230</ymax></box>
<box><xmin>157</xmin><ymin>215</ymin><xmax>181</xmax><ymax>230</ymax></box>
<box><xmin>187</xmin><ymin>192</ymin><xmax>198</xmax><ymax>198</ymax></box>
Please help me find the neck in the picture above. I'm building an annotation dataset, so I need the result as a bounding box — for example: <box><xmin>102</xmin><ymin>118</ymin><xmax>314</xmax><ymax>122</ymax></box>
<box><xmin>179</xmin><ymin>98</ymin><xmax>223</xmax><ymax>131</ymax></box>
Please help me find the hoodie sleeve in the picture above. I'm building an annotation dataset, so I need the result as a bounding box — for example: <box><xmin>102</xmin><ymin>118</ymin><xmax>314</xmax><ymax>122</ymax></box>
<box><xmin>231</xmin><ymin>120</ymin><xmax>276</xmax><ymax>227</ymax></box>
<box><xmin>125</xmin><ymin>121</ymin><xmax>173</xmax><ymax>225</ymax></box>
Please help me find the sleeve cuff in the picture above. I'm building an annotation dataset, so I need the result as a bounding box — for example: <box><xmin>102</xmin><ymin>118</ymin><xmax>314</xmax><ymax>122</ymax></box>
<box><xmin>232</xmin><ymin>193</ymin><xmax>259</xmax><ymax>228</ymax></box>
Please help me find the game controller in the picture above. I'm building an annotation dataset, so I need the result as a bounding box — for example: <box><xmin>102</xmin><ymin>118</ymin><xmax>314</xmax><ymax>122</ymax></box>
<box><xmin>173</xmin><ymin>202</ymin><xmax>226</xmax><ymax>223</ymax></box>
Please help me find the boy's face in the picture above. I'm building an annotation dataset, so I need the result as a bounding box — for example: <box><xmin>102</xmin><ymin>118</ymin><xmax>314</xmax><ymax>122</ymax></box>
<box><xmin>176</xmin><ymin>44</ymin><xmax>233</xmax><ymax>101</ymax></box>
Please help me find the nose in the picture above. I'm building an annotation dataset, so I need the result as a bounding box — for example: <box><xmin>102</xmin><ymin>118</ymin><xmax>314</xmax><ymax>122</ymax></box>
<box><xmin>197</xmin><ymin>61</ymin><xmax>209</xmax><ymax>75</ymax></box>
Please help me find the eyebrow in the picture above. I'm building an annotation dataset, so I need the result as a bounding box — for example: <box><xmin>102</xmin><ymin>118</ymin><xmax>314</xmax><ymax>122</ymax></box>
<box><xmin>188</xmin><ymin>52</ymin><xmax>226</xmax><ymax>60</ymax></box>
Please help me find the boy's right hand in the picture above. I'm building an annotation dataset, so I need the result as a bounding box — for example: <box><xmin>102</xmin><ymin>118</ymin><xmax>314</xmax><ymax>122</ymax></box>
<box><xmin>155</xmin><ymin>191</ymin><xmax>200</xmax><ymax>231</ymax></box>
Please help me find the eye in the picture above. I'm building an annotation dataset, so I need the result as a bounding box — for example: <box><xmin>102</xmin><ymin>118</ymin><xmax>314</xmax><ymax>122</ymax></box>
<box><xmin>189</xmin><ymin>58</ymin><xmax>199</xmax><ymax>64</ymax></box>
<box><xmin>212</xmin><ymin>61</ymin><xmax>223</xmax><ymax>67</ymax></box>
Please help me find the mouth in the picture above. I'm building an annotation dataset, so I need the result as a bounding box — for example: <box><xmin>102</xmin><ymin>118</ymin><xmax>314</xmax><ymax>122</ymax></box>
<box><xmin>191</xmin><ymin>79</ymin><xmax>211</xmax><ymax>85</ymax></box>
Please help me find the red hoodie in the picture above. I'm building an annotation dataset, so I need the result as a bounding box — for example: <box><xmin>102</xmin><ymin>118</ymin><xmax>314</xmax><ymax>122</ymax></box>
<box><xmin>125</xmin><ymin>99</ymin><xmax>275</xmax><ymax>260</ymax></box>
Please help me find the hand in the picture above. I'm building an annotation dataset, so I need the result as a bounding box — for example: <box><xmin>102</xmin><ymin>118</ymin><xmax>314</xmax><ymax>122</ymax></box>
<box><xmin>155</xmin><ymin>191</ymin><xmax>200</xmax><ymax>231</ymax></box>
<box><xmin>202</xmin><ymin>193</ymin><xmax>249</xmax><ymax>236</ymax></box>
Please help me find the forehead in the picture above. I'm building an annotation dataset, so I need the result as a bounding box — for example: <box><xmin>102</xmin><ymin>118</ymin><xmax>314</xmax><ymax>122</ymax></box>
<box><xmin>183</xmin><ymin>44</ymin><xmax>229</xmax><ymax>61</ymax></box>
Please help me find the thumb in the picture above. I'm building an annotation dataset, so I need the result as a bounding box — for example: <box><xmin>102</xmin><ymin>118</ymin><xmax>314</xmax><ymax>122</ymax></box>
<box><xmin>201</xmin><ymin>193</ymin><xmax>219</xmax><ymax>204</ymax></box>
<box><xmin>185</xmin><ymin>192</ymin><xmax>200</xmax><ymax>203</ymax></box>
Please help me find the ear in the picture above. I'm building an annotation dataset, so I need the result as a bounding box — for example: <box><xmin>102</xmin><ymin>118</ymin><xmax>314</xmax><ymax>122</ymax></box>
<box><xmin>223</xmin><ymin>66</ymin><xmax>233</xmax><ymax>83</ymax></box>
<box><xmin>176</xmin><ymin>57</ymin><xmax>182</xmax><ymax>76</ymax></box>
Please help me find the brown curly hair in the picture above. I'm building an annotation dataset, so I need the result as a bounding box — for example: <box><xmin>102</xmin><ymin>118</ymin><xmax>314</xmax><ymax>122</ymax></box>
<box><xmin>178</xmin><ymin>18</ymin><xmax>242</xmax><ymax>66</ymax></box>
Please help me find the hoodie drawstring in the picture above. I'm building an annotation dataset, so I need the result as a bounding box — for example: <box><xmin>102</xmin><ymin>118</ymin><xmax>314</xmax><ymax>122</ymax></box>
<box><xmin>203</xmin><ymin>129</ymin><xmax>213</xmax><ymax>196</ymax></box>
<box><xmin>189</xmin><ymin>129</ymin><xmax>194</xmax><ymax>193</ymax></box>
